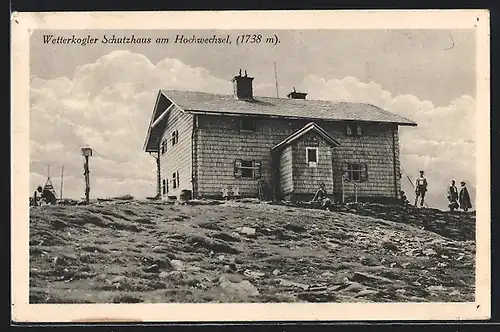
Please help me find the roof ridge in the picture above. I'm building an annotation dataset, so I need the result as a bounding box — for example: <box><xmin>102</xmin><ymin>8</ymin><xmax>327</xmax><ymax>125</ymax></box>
<box><xmin>157</xmin><ymin>89</ymin><xmax>418</xmax><ymax>126</ymax></box>
<box><xmin>160</xmin><ymin>89</ymin><xmax>368</xmax><ymax>104</ymax></box>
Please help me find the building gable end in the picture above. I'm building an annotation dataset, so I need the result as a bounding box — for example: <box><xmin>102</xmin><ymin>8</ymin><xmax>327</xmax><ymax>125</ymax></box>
<box><xmin>272</xmin><ymin>122</ymin><xmax>340</xmax><ymax>151</ymax></box>
<box><xmin>144</xmin><ymin>91</ymin><xmax>189</xmax><ymax>152</ymax></box>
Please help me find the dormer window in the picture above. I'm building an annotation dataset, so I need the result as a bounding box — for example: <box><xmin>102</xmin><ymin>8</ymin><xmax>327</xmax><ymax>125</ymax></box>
<box><xmin>239</xmin><ymin>118</ymin><xmax>256</xmax><ymax>132</ymax></box>
<box><xmin>346</xmin><ymin>123</ymin><xmax>362</xmax><ymax>137</ymax></box>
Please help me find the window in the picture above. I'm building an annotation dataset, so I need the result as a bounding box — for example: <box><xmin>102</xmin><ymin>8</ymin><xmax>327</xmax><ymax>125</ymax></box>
<box><xmin>171</xmin><ymin>171</ymin><xmax>180</xmax><ymax>189</ymax></box>
<box><xmin>160</xmin><ymin>140</ymin><xmax>168</xmax><ymax>154</ymax></box>
<box><xmin>346</xmin><ymin>123</ymin><xmax>362</xmax><ymax>137</ymax></box>
<box><xmin>345</xmin><ymin>163</ymin><xmax>368</xmax><ymax>182</ymax></box>
<box><xmin>239</xmin><ymin>118</ymin><xmax>256</xmax><ymax>132</ymax></box>
<box><xmin>234</xmin><ymin>159</ymin><xmax>261</xmax><ymax>179</ymax></box>
<box><xmin>306</xmin><ymin>147</ymin><xmax>318</xmax><ymax>167</ymax></box>
<box><xmin>171</xmin><ymin>130</ymin><xmax>179</xmax><ymax>145</ymax></box>
<box><xmin>162</xmin><ymin>179</ymin><xmax>170</xmax><ymax>194</ymax></box>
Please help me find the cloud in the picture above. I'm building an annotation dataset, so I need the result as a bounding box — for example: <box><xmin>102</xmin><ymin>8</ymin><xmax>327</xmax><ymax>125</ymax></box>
<box><xmin>30</xmin><ymin>51</ymin><xmax>476</xmax><ymax>209</ymax></box>
<box><xmin>29</xmin><ymin>51</ymin><xmax>239</xmax><ymax>200</ymax></box>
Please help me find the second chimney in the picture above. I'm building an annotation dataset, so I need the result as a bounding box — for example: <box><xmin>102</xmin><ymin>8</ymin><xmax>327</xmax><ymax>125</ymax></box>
<box><xmin>232</xmin><ymin>69</ymin><xmax>254</xmax><ymax>101</ymax></box>
<box><xmin>287</xmin><ymin>87</ymin><xmax>307</xmax><ymax>100</ymax></box>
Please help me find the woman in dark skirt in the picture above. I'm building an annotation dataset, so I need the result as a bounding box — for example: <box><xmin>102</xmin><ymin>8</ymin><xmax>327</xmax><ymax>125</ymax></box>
<box><xmin>459</xmin><ymin>181</ymin><xmax>472</xmax><ymax>212</ymax></box>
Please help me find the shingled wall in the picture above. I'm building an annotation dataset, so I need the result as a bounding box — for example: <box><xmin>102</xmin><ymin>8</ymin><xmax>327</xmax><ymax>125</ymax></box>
<box><xmin>158</xmin><ymin>105</ymin><xmax>194</xmax><ymax>199</ymax></box>
<box><xmin>193</xmin><ymin>115</ymin><xmax>401</xmax><ymax>201</ymax></box>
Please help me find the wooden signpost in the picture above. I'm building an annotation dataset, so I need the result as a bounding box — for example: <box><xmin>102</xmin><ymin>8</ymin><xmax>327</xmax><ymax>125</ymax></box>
<box><xmin>81</xmin><ymin>147</ymin><xmax>93</xmax><ymax>203</ymax></box>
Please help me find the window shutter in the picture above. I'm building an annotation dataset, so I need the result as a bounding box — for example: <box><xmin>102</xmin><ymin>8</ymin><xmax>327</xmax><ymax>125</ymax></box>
<box><xmin>234</xmin><ymin>159</ymin><xmax>242</xmax><ymax>178</ymax></box>
<box><xmin>360</xmin><ymin>163</ymin><xmax>368</xmax><ymax>182</ymax></box>
<box><xmin>253</xmin><ymin>161</ymin><xmax>262</xmax><ymax>179</ymax></box>
<box><xmin>176</xmin><ymin>171</ymin><xmax>180</xmax><ymax>187</ymax></box>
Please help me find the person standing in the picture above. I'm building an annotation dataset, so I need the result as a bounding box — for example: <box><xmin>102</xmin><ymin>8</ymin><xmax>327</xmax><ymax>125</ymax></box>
<box><xmin>414</xmin><ymin>170</ymin><xmax>428</xmax><ymax>207</ymax></box>
<box><xmin>459</xmin><ymin>181</ymin><xmax>472</xmax><ymax>212</ymax></box>
<box><xmin>447</xmin><ymin>180</ymin><xmax>459</xmax><ymax>211</ymax></box>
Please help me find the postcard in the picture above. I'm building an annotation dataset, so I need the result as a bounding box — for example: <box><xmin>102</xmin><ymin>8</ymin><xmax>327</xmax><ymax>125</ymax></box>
<box><xmin>11</xmin><ymin>10</ymin><xmax>490</xmax><ymax>322</ymax></box>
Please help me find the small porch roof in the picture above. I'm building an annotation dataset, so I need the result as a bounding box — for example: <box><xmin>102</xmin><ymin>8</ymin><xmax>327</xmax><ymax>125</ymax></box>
<box><xmin>271</xmin><ymin>122</ymin><xmax>341</xmax><ymax>151</ymax></box>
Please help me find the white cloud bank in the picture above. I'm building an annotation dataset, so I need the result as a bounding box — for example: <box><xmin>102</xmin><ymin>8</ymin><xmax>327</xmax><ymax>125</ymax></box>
<box><xmin>30</xmin><ymin>50</ymin><xmax>476</xmax><ymax>209</ymax></box>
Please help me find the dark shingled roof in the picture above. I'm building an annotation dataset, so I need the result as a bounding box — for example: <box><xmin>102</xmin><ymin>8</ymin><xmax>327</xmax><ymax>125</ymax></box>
<box><xmin>144</xmin><ymin>89</ymin><xmax>417</xmax><ymax>152</ymax></box>
<box><xmin>160</xmin><ymin>90</ymin><xmax>417</xmax><ymax>126</ymax></box>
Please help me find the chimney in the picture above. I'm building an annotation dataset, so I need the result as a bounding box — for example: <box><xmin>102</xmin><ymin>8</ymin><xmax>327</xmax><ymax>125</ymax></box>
<box><xmin>232</xmin><ymin>69</ymin><xmax>254</xmax><ymax>101</ymax></box>
<box><xmin>287</xmin><ymin>86</ymin><xmax>307</xmax><ymax>100</ymax></box>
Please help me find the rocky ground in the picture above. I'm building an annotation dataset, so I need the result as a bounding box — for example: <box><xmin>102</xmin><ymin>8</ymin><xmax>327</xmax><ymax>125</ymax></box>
<box><xmin>29</xmin><ymin>199</ymin><xmax>476</xmax><ymax>304</ymax></box>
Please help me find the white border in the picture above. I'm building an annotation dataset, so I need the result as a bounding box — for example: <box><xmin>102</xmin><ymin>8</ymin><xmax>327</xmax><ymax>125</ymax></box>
<box><xmin>11</xmin><ymin>10</ymin><xmax>491</xmax><ymax>323</ymax></box>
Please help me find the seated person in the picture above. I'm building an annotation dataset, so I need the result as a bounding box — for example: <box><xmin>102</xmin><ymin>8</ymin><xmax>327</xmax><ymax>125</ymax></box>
<box><xmin>312</xmin><ymin>183</ymin><xmax>332</xmax><ymax>210</ymax></box>
<box><xmin>42</xmin><ymin>187</ymin><xmax>57</xmax><ymax>205</ymax></box>
<box><xmin>400</xmin><ymin>190</ymin><xmax>409</xmax><ymax>210</ymax></box>
<box><xmin>33</xmin><ymin>186</ymin><xmax>44</xmax><ymax>206</ymax></box>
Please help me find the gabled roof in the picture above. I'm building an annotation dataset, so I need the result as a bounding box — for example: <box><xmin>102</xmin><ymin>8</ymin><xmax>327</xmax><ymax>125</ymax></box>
<box><xmin>159</xmin><ymin>89</ymin><xmax>417</xmax><ymax>126</ymax></box>
<box><xmin>143</xmin><ymin>91</ymin><xmax>180</xmax><ymax>152</ymax></box>
<box><xmin>144</xmin><ymin>89</ymin><xmax>418</xmax><ymax>152</ymax></box>
<box><xmin>272</xmin><ymin>122</ymin><xmax>341</xmax><ymax>151</ymax></box>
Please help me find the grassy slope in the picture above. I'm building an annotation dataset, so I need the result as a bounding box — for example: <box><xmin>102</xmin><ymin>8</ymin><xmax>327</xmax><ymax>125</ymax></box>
<box><xmin>29</xmin><ymin>200</ymin><xmax>475</xmax><ymax>304</ymax></box>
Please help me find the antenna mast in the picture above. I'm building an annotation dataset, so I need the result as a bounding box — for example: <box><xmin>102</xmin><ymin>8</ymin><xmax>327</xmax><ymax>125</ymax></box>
<box><xmin>273</xmin><ymin>62</ymin><xmax>279</xmax><ymax>98</ymax></box>
<box><xmin>60</xmin><ymin>166</ymin><xmax>64</xmax><ymax>200</ymax></box>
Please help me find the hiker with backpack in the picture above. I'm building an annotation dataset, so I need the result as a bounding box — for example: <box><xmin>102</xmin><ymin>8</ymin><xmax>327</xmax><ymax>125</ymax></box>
<box><xmin>414</xmin><ymin>170</ymin><xmax>428</xmax><ymax>208</ymax></box>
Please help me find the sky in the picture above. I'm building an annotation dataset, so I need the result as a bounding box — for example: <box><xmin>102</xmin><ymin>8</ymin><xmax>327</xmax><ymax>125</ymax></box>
<box><xmin>29</xmin><ymin>29</ymin><xmax>477</xmax><ymax>209</ymax></box>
